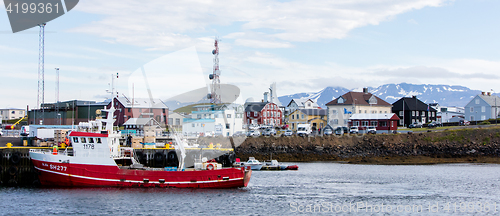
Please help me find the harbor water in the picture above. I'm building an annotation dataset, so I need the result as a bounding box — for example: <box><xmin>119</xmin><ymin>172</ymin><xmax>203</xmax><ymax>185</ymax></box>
<box><xmin>1</xmin><ymin>162</ymin><xmax>499</xmax><ymax>215</ymax></box>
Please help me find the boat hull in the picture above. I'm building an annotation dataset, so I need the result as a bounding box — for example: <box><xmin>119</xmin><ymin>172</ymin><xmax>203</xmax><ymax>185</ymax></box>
<box><xmin>32</xmin><ymin>159</ymin><xmax>251</xmax><ymax>189</ymax></box>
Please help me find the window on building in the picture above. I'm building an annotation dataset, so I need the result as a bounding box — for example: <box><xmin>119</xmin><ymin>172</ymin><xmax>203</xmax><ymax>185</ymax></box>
<box><xmin>416</xmin><ymin>111</ymin><xmax>419</xmax><ymax>116</ymax></box>
<box><xmin>227</xmin><ymin>114</ymin><xmax>231</xmax><ymax>118</ymax></box>
<box><xmin>333</xmin><ymin>119</ymin><xmax>339</xmax><ymax>124</ymax></box>
<box><xmin>176</xmin><ymin>119</ymin><xmax>180</xmax><ymax>125</ymax></box>
<box><xmin>364</xmin><ymin>110</ymin><xmax>367</xmax><ymax>114</ymax></box>
<box><xmin>353</xmin><ymin>121</ymin><xmax>359</xmax><ymax>126</ymax></box>
<box><xmin>400</xmin><ymin>120</ymin><xmax>404</xmax><ymax>125</ymax></box>
<box><xmin>359</xmin><ymin>110</ymin><xmax>361</xmax><ymax>114</ymax></box>
<box><xmin>344</xmin><ymin>120</ymin><xmax>348</xmax><ymax>125</ymax></box>
<box><xmin>362</xmin><ymin>121</ymin><xmax>369</xmax><ymax>126</ymax></box>
<box><xmin>226</xmin><ymin>124</ymin><xmax>230</xmax><ymax>129</ymax></box>
<box><xmin>168</xmin><ymin>118</ymin><xmax>173</xmax><ymax>124</ymax></box>
<box><xmin>292</xmin><ymin>115</ymin><xmax>294</xmax><ymax>120</ymax></box>
<box><xmin>391</xmin><ymin>121</ymin><xmax>394</xmax><ymax>127</ymax></box>
<box><xmin>471</xmin><ymin>116</ymin><xmax>474</xmax><ymax>121</ymax></box>
<box><xmin>197</xmin><ymin>114</ymin><xmax>201</xmax><ymax>119</ymax></box>
<box><xmin>371</xmin><ymin>121</ymin><xmax>377</xmax><ymax>126</ymax></box>
<box><xmin>412</xmin><ymin>111</ymin><xmax>415</xmax><ymax>116</ymax></box>
<box><xmin>482</xmin><ymin>106</ymin><xmax>485</xmax><ymax>112</ymax></box>
<box><xmin>296</xmin><ymin>114</ymin><xmax>299</xmax><ymax>119</ymax></box>
<box><xmin>476</xmin><ymin>99</ymin><xmax>480</xmax><ymax>104</ymax></box>
<box><xmin>422</xmin><ymin>112</ymin><xmax>425</xmax><ymax>117</ymax></box>
<box><xmin>481</xmin><ymin>115</ymin><xmax>486</xmax><ymax>120</ymax></box>
<box><xmin>128</xmin><ymin>108</ymin><xmax>131</xmax><ymax>112</ymax></box>
<box><xmin>302</xmin><ymin>114</ymin><xmax>304</xmax><ymax>119</ymax></box>
<box><xmin>292</xmin><ymin>123</ymin><xmax>295</xmax><ymax>129</ymax></box>
<box><xmin>11</xmin><ymin>111</ymin><xmax>15</xmax><ymax>114</ymax></box>
<box><xmin>470</xmin><ymin>107</ymin><xmax>474</xmax><ymax>112</ymax></box>
<box><xmin>380</xmin><ymin>121</ymin><xmax>387</xmax><ymax>127</ymax></box>
<box><xmin>379</xmin><ymin>111</ymin><xmax>382</xmax><ymax>113</ymax></box>
<box><xmin>192</xmin><ymin>123</ymin><xmax>195</xmax><ymax>127</ymax></box>
<box><xmin>385</xmin><ymin>111</ymin><xmax>387</xmax><ymax>113</ymax></box>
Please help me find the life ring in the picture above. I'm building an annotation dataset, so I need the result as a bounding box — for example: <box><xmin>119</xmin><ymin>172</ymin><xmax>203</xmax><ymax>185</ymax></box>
<box><xmin>206</xmin><ymin>163</ymin><xmax>215</xmax><ymax>170</ymax></box>
<box><xmin>10</xmin><ymin>152</ymin><xmax>21</xmax><ymax>165</ymax></box>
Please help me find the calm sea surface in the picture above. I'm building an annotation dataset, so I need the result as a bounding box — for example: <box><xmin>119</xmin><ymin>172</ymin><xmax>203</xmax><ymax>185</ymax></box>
<box><xmin>1</xmin><ymin>162</ymin><xmax>500</xmax><ymax>215</ymax></box>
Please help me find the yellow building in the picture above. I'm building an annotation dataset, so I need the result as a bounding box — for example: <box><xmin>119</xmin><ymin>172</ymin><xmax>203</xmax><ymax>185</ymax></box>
<box><xmin>288</xmin><ymin>109</ymin><xmax>327</xmax><ymax>132</ymax></box>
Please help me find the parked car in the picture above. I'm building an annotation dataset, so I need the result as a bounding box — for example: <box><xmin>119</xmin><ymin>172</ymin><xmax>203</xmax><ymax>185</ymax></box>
<box><xmin>408</xmin><ymin>122</ymin><xmax>422</xmax><ymax>128</ymax></box>
<box><xmin>334</xmin><ymin>126</ymin><xmax>349</xmax><ymax>135</ymax></box>
<box><xmin>248</xmin><ymin>124</ymin><xmax>259</xmax><ymax>130</ymax></box>
<box><xmin>459</xmin><ymin>120</ymin><xmax>470</xmax><ymax>126</ymax></box>
<box><xmin>247</xmin><ymin>130</ymin><xmax>260</xmax><ymax>137</ymax></box>
<box><xmin>427</xmin><ymin>121</ymin><xmax>441</xmax><ymax>128</ymax></box>
<box><xmin>283</xmin><ymin>130</ymin><xmax>293</xmax><ymax>137</ymax></box>
<box><xmin>349</xmin><ymin>126</ymin><xmax>359</xmax><ymax>134</ymax></box>
<box><xmin>323</xmin><ymin>128</ymin><xmax>333</xmax><ymax>136</ymax></box>
<box><xmin>263</xmin><ymin>128</ymin><xmax>277</xmax><ymax>136</ymax></box>
<box><xmin>233</xmin><ymin>131</ymin><xmax>246</xmax><ymax>137</ymax></box>
<box><xmin>366</xmin><ymin>126</ymin><xmax>377</xmax><ymax>134</ymax></box>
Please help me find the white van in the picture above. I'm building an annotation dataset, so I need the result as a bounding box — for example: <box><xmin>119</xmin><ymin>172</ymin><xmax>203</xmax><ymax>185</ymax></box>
<box><xmin>296</xmin><ymin>124</ymin><xmax>312</xmax><ymax>137</ymax></box>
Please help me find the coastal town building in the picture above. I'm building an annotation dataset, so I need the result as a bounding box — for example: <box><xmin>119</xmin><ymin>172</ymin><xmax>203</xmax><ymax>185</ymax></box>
<box><xmin>28</xmin><ymin>100</ymin><xmax>108</xmax><ymax>125</ymax></box>
<box><xmin>464</xmin><ymin>92</ymin><xmax>500</xmax><ymax>122</ymax></box>
<box><xmin>0</xmin><ymin>108</ymin><xmax>26</xmax><ymax>120</ymax></box>
<box><xmin>392</xmin><ymin>96</ymin><xmax>437</xmax><ymax>126</ymax></box>
<box><xmin>288</xmin><ymin>109</ymin><xmax>327</xmax><ymax>132</ymax></box>
<box><xmin>326</xmin><ymin>88</ymin><xmax>392</xmax><ymax>128</ymax></box>
<box><xmin>348</xmin><ymin>113</ymin><xmax>399</xmax><ymax>133</ymax></box>
<box><xmin>429</xmin><ymin>103</ymin><xmax>465</xmax><ymax>123</ymax></box>
<box><xmin>286</xmin><ymin>98</ymin><xmax>320</xmax><ymax>116</ymax></box>
<box><xmin>182</xmin><ymin>104</ymin><xmax>244</xmax><ymax>137</ymax></box>
<box><xmin>244</xmin><ymin>101</ymin><xmax>282</xmax><ymax>127</ymax></box>
<box><xmin>168</xmin><ymin>111</ymin><xmax>188</xmax><ymax>131</ymax></box>
<box><xmin>109</xmin><ymin>97</ymin><xmax>169</xmax><ymax>127</ymax></box>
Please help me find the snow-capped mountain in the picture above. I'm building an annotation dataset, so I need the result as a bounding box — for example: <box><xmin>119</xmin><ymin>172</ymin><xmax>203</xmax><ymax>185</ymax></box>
<box><xmin>279</xmin><ymin>83</ymin><xmax>490</xmax><ymax>108</ymax></box>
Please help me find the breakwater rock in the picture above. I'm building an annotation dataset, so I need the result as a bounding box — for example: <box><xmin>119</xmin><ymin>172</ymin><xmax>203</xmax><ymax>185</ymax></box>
<box><xmin>235</xmin><ymin>128</ymin><xmax>500</xmax><ymax>164</ymax></box>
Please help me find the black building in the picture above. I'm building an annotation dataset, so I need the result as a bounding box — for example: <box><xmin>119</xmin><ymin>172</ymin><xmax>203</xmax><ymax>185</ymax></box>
<box><xmin>392</xmin><ymin>96</ymin><xmax>437</xmax><ymax>127</ymax></box>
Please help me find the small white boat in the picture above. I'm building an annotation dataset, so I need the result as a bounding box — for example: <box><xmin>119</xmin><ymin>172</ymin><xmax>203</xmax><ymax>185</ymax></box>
<box><xmin>243</xmin><ymin>157</ymin><xmax>263</xmax><ymax>170</ymax></box>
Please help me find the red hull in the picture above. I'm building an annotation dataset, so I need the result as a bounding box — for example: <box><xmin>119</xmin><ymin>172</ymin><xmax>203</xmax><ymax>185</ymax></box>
<box><xmin>32</xmin><ymin>159</ymin><xmax>252</xmax><ymax>189</ymax></box>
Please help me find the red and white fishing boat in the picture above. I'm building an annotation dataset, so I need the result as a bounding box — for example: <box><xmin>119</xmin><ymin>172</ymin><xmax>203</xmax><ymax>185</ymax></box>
<box><xmin>29</xmin><ymin>89</ymin><xmax>251</xmax><ymax>188</ymax></box>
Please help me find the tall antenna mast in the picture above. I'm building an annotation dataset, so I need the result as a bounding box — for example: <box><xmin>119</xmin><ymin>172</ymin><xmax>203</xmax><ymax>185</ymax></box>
<box><xmin>55</xmin><ymin>67</ymin><xmax>60</xmax><ymax>125</ymax></box>
<box><xmin>37</xmin><ymin>23</ymin><xmax>46</xmax><ymax>124</ymax></box>
<box><xmin>208</xmin><ymin>37</ymin><xmax>221</xmax><ymax>104</ymax></box>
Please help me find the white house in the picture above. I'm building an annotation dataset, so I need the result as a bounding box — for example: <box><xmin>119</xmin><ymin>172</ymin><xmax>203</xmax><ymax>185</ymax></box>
<box><xmin>429</xmin><ymin>103</ymin><xmax>465</xmax><ymax>123</ymax></box>
<box><xmin>465</xmin><ymin>92</ymin><xmax>500</xmax><ymax>121</ymax></box>
<box><xmin>0</xmin><ymin>108</ymin><xmax>26</xmax><ymax>120</ymax></box>
<box><xmin>182</xmin><ymin>104</ymin><xmax>244</xmax><ymax>137</ymax></box>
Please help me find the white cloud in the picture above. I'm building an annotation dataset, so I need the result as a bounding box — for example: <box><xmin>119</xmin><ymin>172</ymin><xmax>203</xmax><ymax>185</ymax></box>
<box><xmin>71</xmin><ymin>0</ymin><xmax>451</xmax><ymax>49</ymax></box>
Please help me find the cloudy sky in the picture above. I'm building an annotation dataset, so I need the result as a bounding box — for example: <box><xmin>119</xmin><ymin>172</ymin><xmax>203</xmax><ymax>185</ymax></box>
<box><xmin>1</xmin><ymin>0</ymin><xmax>499</xmax><ymax>109</ymax></box>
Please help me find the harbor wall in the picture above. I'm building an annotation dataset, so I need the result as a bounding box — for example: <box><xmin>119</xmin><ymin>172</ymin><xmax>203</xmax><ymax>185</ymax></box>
<box><xmin>235</xmin><ymin>127</ymin><xmax>500</xmax><ymax>164</ymax></box>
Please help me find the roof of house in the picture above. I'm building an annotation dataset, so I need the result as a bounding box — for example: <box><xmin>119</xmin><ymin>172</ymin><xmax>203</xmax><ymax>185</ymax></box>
<box><xmin>326</xmin><ymin>92</ymin><xmax>392</xmax><ymax>107</ymax></box>
<box><xmin>287</xmin><ymin>98</ymin><xmax>319</xmax><ymax>108</ymax></box>
<box><xmin>349</xmin><ymin>113</ymin><xmax>400</xmax><ymax>120</ymax></box>
<box><xmin>123</xmin><ymin>118</ymin><xmax>161</xmax><ymax>126</ymax></box>
<box><xmin>392</xmin><ymin>97</ymin><xmax>437</xmax><ymax>112</ymax></box>
<box><xmin>245</xmin><ymin>102</ymin><xmax>269</xmax><ymax>112</ymax></box>
<box><xmin>115</xmin><ymin>97</ymin><xmax>168</xmax><ymax>109</ymax></box>
<box><xmin>298</xmin><ymin>109</ymin><xmax>327</xmax><ymax>116</ymax></box>
<box><xmin>477</xmin><ymin>94</ymin><xmax>500</xmax><ymax>107</ymax></box>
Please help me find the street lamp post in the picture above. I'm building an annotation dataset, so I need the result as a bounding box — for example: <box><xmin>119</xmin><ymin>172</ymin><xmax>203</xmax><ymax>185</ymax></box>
<box><xmin>492</xmin><ymin>89</ymin><xmax>497</xmax><ymax>125</ymax></box>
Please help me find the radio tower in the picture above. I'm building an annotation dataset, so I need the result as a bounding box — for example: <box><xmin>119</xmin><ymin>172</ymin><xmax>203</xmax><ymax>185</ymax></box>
<box><xmin>37</xmin><ymin>23</ymin><xmax>46</xmax><ymax>124</ymax></box>
<box><xmin>208</xmin><ymin>37</ymin><xmax>221</xmax><ymax>104</ymax></box>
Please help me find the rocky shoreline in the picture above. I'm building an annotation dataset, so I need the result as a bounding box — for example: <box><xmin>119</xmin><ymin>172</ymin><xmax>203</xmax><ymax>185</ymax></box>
<box><xmin>235</xmin><ymin>127</ymin><xmax>500</xmax><ymax>165</ymax></box>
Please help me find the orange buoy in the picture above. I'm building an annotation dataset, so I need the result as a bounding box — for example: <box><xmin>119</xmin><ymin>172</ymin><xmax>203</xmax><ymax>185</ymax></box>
<box><xmin>52</xmin><ymin>145</ymin><xmax>58</xmax><ymax>155</ymax></box>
